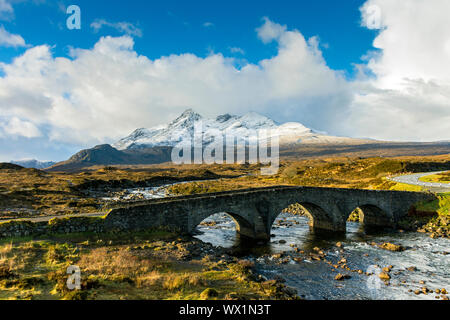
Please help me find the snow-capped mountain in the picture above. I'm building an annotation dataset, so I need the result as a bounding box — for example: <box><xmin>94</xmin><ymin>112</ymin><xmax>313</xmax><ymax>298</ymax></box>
<box><xmin>48</xmin><ymin>109</ymin><xmax>449</xmax><ymax>171</ymax></box>
<box><xmin>10</xmin><ymin>159</ymin><xmax>56</xmax><ymax>169</ymax></box>
<box><xmin>113</xmin><ymin>109</ymin><xmax>366</xmax><ymax>150</ymax></box>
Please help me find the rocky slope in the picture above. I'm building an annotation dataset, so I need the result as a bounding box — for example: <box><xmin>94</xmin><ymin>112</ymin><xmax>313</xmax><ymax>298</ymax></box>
<box><xmin>47</xmin><ymin>145</ymin><xmax>172</xmax><ymax>171</ymax></box>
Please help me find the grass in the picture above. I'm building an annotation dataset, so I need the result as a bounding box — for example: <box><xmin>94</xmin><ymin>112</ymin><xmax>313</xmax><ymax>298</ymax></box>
<box><xmin>1</xmin><ymin>156</ymin><xmax>449</xmax><ymax>221</ymax></box>
<box><xmin>0</xmin><ymin>230</ymin><xmax>276</xmax><ymax>300</ymax></box>
<box><xmin>0</xmin><ymin>156</ymin><xmax>449</xmax><ymax>299</ymax></box>
<box><xmin>415</xmin><ymin>193</ymin><xmax>450</xmax><ymax>215</ymax></box>
<box><xmin>388</xmin><ymin>182</ymin><xmax>424</xmax><ymax>192</ymax></box>
<box><xmin>419</xmin><ymin>171</ymin><xmax>450</xmax><ymax>183</ymax></box>
<box><xmin>167</xmin><ymin>157</ymin><xmax>450</xmax><ymax>195</ymax></box>
<box><xmin>0</xmin><ymin>164</ymin><xmax>258</xmax><ymax>219</ymax></box>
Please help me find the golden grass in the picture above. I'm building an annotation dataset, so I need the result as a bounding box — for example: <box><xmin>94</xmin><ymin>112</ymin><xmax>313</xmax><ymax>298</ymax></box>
<box><xmin>162</xmin><ymin>273</ymin><xmax>206</xmax><ymax>291</ymax></box>
<box><xmin>135</xmin><ymin>271</ymin><xmax>163</xmax><ymax>288</ymax></box>
<box><xmin>389</xmin><ymin>182</ymin><xmax>424</xmax><ymax>192</ymax></box>
<box><xmin>167</xmin><ymin>157</ymin><xmax>442</xmax><ymax>195</ymax></box>
<box><xmin>78</xmin><ymin>247</ymin><xmax>159</xmax><ymax>277</ymax></box>
<box><xmin>0</xmin><ymin>164</ymin><xmax>256</xmax><ymax>219</ymax></box>
<box><xmin>0</xmin><ymin>231</ymin><xmax>275</xmax><ymax>300</ymax></box>
<box><xmin>0</xmin><ymin>242</ymin><xmax>13</xmax><ymax>270</ymax></box>
<box><xmin>1</xmin><ymin>155</ymin><xmax>449</xmax><ymax>219</ymax></box>
<box><xmin>419</xmin><ymin>171</ymin><xmax>450</xmax><ymax>183</ymax></box>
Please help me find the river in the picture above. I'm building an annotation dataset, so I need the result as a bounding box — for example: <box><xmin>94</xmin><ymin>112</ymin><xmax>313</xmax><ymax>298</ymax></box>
<box><xmin>195</xmin><ymin>213</ymin><xmax>450</xmax><ymax>300</ymax></box>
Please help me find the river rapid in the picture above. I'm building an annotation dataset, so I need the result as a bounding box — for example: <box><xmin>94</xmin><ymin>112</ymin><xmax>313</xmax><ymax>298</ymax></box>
<box><xmin>109</xmin><ymin>184</ymin><xmax>450</xmax><ymax>300</ymax></box>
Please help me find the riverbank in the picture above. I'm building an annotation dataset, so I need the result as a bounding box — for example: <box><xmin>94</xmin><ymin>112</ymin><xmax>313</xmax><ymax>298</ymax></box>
<box><xmin>195</xmin><ymin>213</ymin><xmax>450</xmax><ymax>300</ymax></box>
<box><xmin>0</xmin><ymin>230</ymin><xmax>299</xmax><ymax>300</ymax></box>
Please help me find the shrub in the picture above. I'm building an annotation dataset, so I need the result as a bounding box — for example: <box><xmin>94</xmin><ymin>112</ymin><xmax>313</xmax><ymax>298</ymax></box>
<box><xmin>200</xmin><ymin>288</ymin><xmax>218</xmax><ymax>300</ymax></box>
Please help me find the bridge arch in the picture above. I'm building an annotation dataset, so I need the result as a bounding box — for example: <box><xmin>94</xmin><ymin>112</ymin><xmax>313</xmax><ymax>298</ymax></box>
<box><xmin>269</xmin><ymin>201</ymin><xmax>343</xmax><ymax>235</ymax></box>
<box><xmin>189</xmin><ymin>210</ymin><xmax>258</xmax><ymax>239</ymax></box>
<box><xmin>348</xmin><ymin>204</ymin><xmax>393</xmax><ymax>229</ymax></box>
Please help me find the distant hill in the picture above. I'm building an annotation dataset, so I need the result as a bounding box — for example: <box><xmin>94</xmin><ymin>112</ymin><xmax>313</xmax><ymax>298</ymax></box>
<box><xmin>47</xmin><ymin>144</ymin><xmax>172</xmax><ymax>171</ymax></box>
<box><xmin>0</xmin><ymin>163</ymin><xmax>24</xmax><ymax>170</ymax></box>
<box><xmin>10</xmin><ymin>159</ymin><xmax>56</xmax><ymax>169</ymax></box>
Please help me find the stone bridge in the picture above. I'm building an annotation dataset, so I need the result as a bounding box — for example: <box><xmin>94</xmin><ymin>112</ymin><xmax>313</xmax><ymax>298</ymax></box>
<box><xmin>104</xmin><ymin>186</ymin><xmax>436</xmax><ymax>241</ymax></box>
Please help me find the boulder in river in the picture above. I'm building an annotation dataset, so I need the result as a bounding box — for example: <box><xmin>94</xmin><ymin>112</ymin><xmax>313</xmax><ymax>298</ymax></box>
<box><xmin>335</xmin><ymin>273</ymin><xmax>351</xmax><ymax>281</ymax></box>
<box><xmin>378</xmin><ymin>272</ymin><xmax>391</xmax><ymax>280</ymax></box>
<box><xmin>377</xmin><ymin>242</ymin><xmax>405</xmax><ymax>252</ymax></box>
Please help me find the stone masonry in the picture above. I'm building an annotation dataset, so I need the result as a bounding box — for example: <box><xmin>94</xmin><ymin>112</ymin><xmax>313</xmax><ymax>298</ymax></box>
<box><xmin>104</xmin><ymin>186</ymin><xmax>437</xmax><ymax>240</ymax></box>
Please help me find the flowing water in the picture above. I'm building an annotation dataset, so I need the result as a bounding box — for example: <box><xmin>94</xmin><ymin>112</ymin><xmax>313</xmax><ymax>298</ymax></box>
<box><xmin>195</xmin><ymin>213</ymin><xmax>450</xmax><ymax>300</ymax></box>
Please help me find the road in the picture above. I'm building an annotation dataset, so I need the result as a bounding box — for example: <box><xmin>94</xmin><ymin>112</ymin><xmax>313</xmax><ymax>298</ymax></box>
<box><xmin>387</xmin><ymin>171</ymin><xmax>450</xmax><ymax>193</ymax></box>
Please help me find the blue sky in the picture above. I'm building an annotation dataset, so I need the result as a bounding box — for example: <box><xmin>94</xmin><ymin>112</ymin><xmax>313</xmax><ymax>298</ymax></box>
<box><xmin>2</xmin><ymin>0</ymin><xmax>375</xmax><ymax>77</ymax></box>
<box><xmin>1</xmin><ymin>0</ymin><xmax>449</xmax><ymax>162</ymax></box>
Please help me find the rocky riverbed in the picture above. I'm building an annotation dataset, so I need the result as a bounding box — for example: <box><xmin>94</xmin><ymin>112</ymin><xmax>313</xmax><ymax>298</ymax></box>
<box><xmin>194</xmin><ymin>213</ymin><xmax>450</xmax><ymax>300</ymax></box>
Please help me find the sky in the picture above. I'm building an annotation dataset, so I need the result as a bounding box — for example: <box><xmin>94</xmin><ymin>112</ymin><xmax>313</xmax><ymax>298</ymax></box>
<box><xmin>0</xmin><ymin>0</ymin><xmax>449</xmax><ymax>162</ymax></box>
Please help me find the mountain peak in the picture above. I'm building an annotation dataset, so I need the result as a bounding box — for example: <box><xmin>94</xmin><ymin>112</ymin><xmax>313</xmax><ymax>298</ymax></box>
<box><xmin>128</xmin><ymin>128</ymin><xmax>151</xmax><ymax>139</ymax></box>
<box><xmin>216</xmin><ymin>113</ymin><xmax>237</xmax><ymax>123</ymax></box>
<box><xmin>180</xmin><ymin>108</ymin><xmax>197</xmax><ymax>116</ymax></box>
<box><xmin>178</xmin><ymin>108</ymin><xmax>202</xmax><ymax>120</ymax></box>
<box><xmin>113</xmin><ymin>109</ymin><xmax>361</xmax><ymax>150</ymax></box>
<box><xmin>169</xmin><ymin>109</ymin><xmax>202</xmax><ymax>128</ymax></box>
<box><xmin>237</xmin><ymin>111</ymin><xmax>278</xmax><ymax>128</ymax></box>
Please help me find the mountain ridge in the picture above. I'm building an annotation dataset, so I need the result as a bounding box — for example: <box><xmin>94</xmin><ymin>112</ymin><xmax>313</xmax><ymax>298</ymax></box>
<box><xmin>10</xmin><ymin>159</ymin><xmax>57</xmax><ymax>170</ymax></box>
<box><xmin>46</xmin><ymin>109</ymin><xmax>450</xmax><ymax>171</ymax></box>
<box><xmin>113</xmin><ymin>109</ymin><xmax>369</xmax><ymax>150</ymax></box>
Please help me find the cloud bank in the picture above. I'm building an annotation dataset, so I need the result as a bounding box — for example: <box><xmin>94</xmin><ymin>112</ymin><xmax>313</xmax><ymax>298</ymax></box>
<box><xmin>0</xmin><ymin>18</ymin><xmax>350</xmax><ymax>146</ymax></box>
<box><xmin>348</xmin><ymin>0</ymin><xmax>450</xmax><ymax>141</ymax></box>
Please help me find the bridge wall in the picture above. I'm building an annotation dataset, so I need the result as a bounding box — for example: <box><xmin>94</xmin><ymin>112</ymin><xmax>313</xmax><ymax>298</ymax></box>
<box><xmin>104</xmin><ymin>187</ymin><xmax>437</xmax><ymax>240</ymax></box>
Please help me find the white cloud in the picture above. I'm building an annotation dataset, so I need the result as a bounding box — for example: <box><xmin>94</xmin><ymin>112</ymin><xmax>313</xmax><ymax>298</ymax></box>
<box><xmin>203</xmin><ymin>22</ymin><xmax>214</xmax><ymax>28</ymax></box>
<box><xmin>0</xmin><ymin>0</ymin><xmax>27</xmax><ymax>48</ymax></box>
<box><xmin>0</xmin><ymin>19</ymin><xmax>350</xmax><ymax>145</ymax></box>
<box><xmin>0</xmin><ymin>0</ymin><xmax>13</xmax><ymax>20</ymax></box>
<box><xmin>2</xmin><ymin>117</ymin><xmax>41</xmax><ymax>138</ymax></box>
<box><xmin>0</xmin><ymin>25</ymin><xmax>26</xmax><ymax>47</ymax></box>
<box><xmin>342</xmin><ymin>0</ymin><xmax>450</xmax><ymax>141</ymax></box>
<box><xmin>1</xmin><ymin>3</ymin><xmax>450</xmax><ymax>153</ymax></box>
<box><xmin>360</xmin><ymin>0</ymin><xmax>450</xmax><ymax>88</ymax></box>
<box><xmin>256</xmin><ymin>17</ymin><xmax>287</xmax><ymax>44</ymax></box>
<box><xmin>90</xmin><ymin>19</ymin><xmax>143</xmax><ymax>37</ymax></box>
